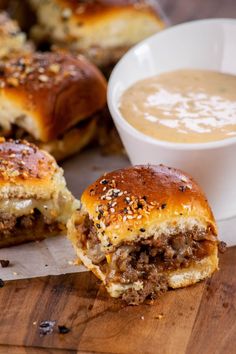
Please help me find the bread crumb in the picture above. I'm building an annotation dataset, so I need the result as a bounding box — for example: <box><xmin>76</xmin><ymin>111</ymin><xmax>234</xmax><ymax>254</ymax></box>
<box><xmin>154</xmin><ymin>314</ymin><xmax>164</xmax><ymax>320</ymax></box>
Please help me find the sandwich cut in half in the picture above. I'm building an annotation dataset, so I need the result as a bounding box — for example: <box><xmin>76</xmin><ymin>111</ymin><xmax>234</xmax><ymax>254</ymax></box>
<box><xmin>68</xmin><ymin>165</ymin><xmax>220</xmax><ymax>305</ymax></box>
<box><xmin>0</xmin><ymin>138</ymin><xmax>79</xmax><ymax>247</ymax></box>
<box><xmin>0</xmin><ymin>51</ymin><xmax>107</xmax><ymax>161</ymax></box>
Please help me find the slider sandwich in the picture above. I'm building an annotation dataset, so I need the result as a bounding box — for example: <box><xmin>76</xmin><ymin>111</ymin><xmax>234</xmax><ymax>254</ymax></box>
<box><xmin>29</xmin><ymin>0</ymin><xmax>165</xmax><ymax>69</ymax></box>
<box><xmin>68</xmin><ymin>165</ymin><xmax>220</xmax><ymax>305</ymax></box>
<box><xmin>0</xmin><ymin>138</ymin><xmax>79</xmax><ymax>247</ymax></box>
<box><xmin>0</xmin><ymin>51</ymin><xmax>107</xmax><ymax>160</ymax></box>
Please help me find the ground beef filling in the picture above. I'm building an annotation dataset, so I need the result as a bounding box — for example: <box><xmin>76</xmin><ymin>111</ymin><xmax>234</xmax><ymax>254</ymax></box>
<box><xmin>108</xmin><ymin>234</ymin><xmax>214</xmax><ymax>305</ymax></box>
<box><xmin>0</xmin><ymin>209</ymin><xmax>63</xmax><ymax>242</ymax></box>
<box><xmin>80</xmin><ymin>216</ymin><xmax>216</xmax><ymax>305</ymax></box>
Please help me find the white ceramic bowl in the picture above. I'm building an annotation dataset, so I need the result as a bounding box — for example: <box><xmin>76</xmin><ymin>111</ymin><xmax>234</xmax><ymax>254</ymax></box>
<box><xmin>108</xmin><ymin>19</ymin><xmax>236</xmax><ymax>222</ymax></box>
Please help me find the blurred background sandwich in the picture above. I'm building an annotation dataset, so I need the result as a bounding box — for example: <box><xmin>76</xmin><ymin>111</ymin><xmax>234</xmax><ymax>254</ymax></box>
<box><xmin>0</xmin><ymin>51</ymin><xmax>107</xmax><ymax>160</ymax></box>
<box><xmin>0</xmin><ymin>138</ymin><xmax>79</xmax><ymax>247</ymax></box>
<box><xmin>28</xmin><ymin>0</ymin><xmax>166</xmax><ymax>72</ymax></box>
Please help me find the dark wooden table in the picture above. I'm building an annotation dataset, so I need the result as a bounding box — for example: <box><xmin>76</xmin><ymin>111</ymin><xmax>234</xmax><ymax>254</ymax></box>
<box><xmin>0</xmin><ymin>249</ymin><xmax>235</xmax><ymax>354</ymax></box>
<box><xmin>1</xmin><ymin>1</ymin><xmax>236</xmax><ymax>353</ymax></box>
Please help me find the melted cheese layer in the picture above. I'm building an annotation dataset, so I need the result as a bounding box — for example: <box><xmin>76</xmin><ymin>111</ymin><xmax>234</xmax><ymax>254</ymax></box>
<box><xmin>0</xmin><ymin>195</ymin><xmax>80</xmax><ymax>224</ymax></box>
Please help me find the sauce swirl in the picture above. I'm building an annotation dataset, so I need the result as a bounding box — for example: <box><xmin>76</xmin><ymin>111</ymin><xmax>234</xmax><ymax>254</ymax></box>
<box><xmin>119</xmin><ymin>69</ymin><xmax>236</xmax><ymax>143</ymax></box>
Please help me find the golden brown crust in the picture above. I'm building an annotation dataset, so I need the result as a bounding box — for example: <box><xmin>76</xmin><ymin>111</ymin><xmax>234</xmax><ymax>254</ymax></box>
<box><xmin>81</xmin><ymin>165</ymin><xmax>217</xmax><ymax>247</ymax></box>
<box><xmin>0</xmin><ymin>51</ymin><xmax>107</xmax><ymax>142</ymax></box>
<box><xmin>0</xmin><ymin>138</ymin><xmax>56</xmax><ymax>185</ymax></box>
<box><xmin>57</xmin><ymin>0</ymin><xmax>162</xmax><ymax>19</ymax></box>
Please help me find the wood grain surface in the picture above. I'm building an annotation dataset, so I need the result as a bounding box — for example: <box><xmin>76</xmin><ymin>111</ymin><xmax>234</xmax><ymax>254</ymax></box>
<box><xmin>0</xmin><ymin>248</ymin><xmax>235</xmax><ymax>354</ymax></box>
<box><xmin>0</xmin><ymin>1</ymin><xmax>236</xmax><ymax>353</ymax></box>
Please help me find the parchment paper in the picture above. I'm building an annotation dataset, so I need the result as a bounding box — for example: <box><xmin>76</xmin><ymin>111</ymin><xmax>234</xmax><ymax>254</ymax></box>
<box><xmin>0</xmin><ymin>148</ymin><xmax>129</xmax><ymax>281</ymax></box>
<box><xmin>0</xmin><ymin>148</ymin><xmax>234</xmax><ymax>281</ymax></box>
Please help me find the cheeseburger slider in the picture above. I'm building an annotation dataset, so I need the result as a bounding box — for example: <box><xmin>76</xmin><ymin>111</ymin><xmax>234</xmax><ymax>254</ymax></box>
<box><xmin>0</xmin><ymin>11</ymin><xmax>33</xmax><ymax>58</ymax></box>
<box><xmin>68</xmin><ymin>165</ymin><xmax>219</xmax><ymax>305</ymax></box>
<box><xmin>29</xmin><ymin>0</ymin><xmax>165</xmax><ymax>69</ymax></box>
<box><xmin>0</xmin><ymin>138</ymin><xmax>79</xmax><ymax>248</ymax></box>
<box><xmin>0</xmin><ymin>51</ymin><xmax>107</xmax><ymax>161</ymax></box>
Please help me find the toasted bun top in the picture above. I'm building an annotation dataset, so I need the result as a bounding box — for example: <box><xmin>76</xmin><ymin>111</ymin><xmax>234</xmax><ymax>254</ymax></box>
<box><xmin>0</xmin><ymin>138</ymin><xmax>56</xmax><ymax>182</ymax></box>
<box><xmin>0</xmin><ymin>138</ymin><xmax>65</xmax><ymax>199</ymax></box>
<box><xmin>57</xmin><ymin>0</ymin><xmax>162</xmax><ymax>17</ymax></box>
<box><xmin>0</xmin><ymin>51</ymin><xmax>107</xmax><ymax>141</ymax></box>
<box><xmin>81</xmin><ymin>165</ymin><xmax>217</xmax><ymax>248</ymax></box>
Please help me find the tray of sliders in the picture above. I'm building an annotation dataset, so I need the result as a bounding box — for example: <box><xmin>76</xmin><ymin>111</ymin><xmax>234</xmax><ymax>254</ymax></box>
<box><xmin>0</xmin><ymin>2</ymin><xmax>235</xmax><ymax>353</ymax></box>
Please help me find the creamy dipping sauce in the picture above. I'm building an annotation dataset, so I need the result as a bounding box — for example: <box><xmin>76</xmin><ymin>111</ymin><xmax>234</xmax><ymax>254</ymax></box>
<box><xmin>119</xmin><ymin>69</ymin><xmax>236</xmax><ymax>143</ymax></box>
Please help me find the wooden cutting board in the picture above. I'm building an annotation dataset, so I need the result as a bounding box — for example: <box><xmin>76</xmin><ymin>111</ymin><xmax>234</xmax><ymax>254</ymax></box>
<box><xmin>0</xmin><ymin>1</ymin><xmax>236</xmax><ymax>353</ymax></box>
<box><xmin>0</xmin><ymin>247</ymin><xmax>235</xmax><ymax>354</ymax></box>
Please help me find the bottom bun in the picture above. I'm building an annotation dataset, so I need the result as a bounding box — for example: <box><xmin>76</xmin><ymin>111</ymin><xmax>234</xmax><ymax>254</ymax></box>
<box><xmin>0</xmin><ymin>227</ymin><xmax>63</xmax><ymax>248</ymax></box>
<box><xmin>39</xmin><ymin>118</ymin><xmax>96</xmax><ymax>161</ymax></box>
<box><xmin>166</xmin><ymin>247</ymin><xmax>218</xmax><ymax>289</ymax></box>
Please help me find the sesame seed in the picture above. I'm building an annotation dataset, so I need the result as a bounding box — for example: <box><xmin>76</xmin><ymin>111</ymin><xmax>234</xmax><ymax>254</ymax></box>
<box><xmin>62</xmin><ymin>7</ymin><xmax>72</xmax><ymax>19</ymax></box>
<box><xmin>113</xmin><ymin>189</ymin><xmax>120</xmax><ymax>193</ymax></box>
<box><xmin>123</xmin><ymin>216</ymin><xmax>127</xmax><ymax>221</ymax></box>
<box><xmin>110</xmin><ymin>208</ymin><xmax>115</xmax><ymax>213</ymax></box>
<box><xmin>38</xmin><ymin>67</ymin><xmax>45</xmax><ymax>73</ymax></box>
<box><xmin>137</xmin><ymin>215</ymin><xmax>142</xmax><ymax>219</ymax></box>
<box><xmin>100</xmin><ymin>221</ymin><xmax>105</xmax><ymax>229</ymax></box>
<box><xmin>38</xmin><ymin>74</ymin><xmax>49</xmax><ymax>82</ymax></box>
<box><xmin>100</xmin><ymin>179</ymin><xmax>108</xmax><ymax>185</ymax></box>
<box><xmin>181</xmin><ymin>176</ymin><xmax>188</xmax><ymax>182</ymax></box>
<box><xmin>6</xmin><ymin>77</ymin><xmax>19</xmax><ymax>87</ymax></box>
<box><xmin>49</xmin><ymin>64</ymin><xmax>60</xmax><ymax>73</ymax></box>
<box><xmin>179</xmin><ymin>185</ymin><xmax>187</xmax><ymax>192</ymax></box>
<box><xmin>25</xmin><ymin>67</ymin><xmax>33</xmax><ymax>74</ymax></box>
